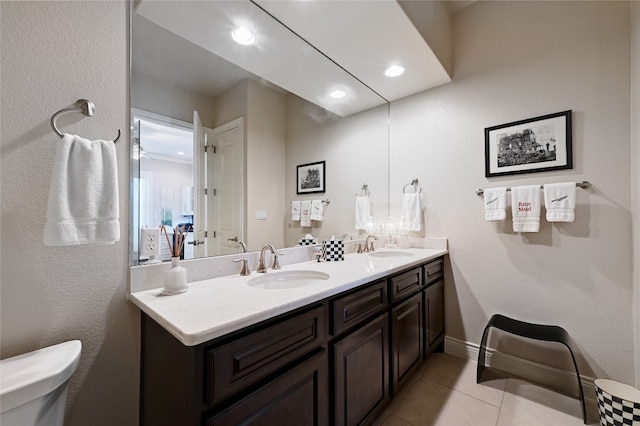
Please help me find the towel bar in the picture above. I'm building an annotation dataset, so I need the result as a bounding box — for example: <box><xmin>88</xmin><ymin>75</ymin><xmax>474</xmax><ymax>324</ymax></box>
<box><xmin>476</xmin><ymin>181</ymin><xmax>590</xmax><ymax>196</ymax></box>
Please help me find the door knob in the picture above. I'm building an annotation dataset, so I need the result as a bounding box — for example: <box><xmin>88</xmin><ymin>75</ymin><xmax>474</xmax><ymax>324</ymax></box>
<box><xmin>228</xmin><ymin>236</ymin><xmax>239</xmax><ymax>242</ymax></box>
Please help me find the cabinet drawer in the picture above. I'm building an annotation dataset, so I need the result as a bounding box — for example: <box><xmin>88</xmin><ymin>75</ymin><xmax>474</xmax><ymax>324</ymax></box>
<box><xmin>424</xmin><ymin>258</ymin><xmax>443</xmax><ymax>284</ymax></box>
<box><xmin>206</xmin><ymin>350</ymin><xmax>328</xmax><ymax>426</ymax></box>
<box><xmin>206</xmin><ymin>305</ymin><xmax>326</xmax><ymax>406</ymax></box>
<box><xmin>389</xmin><ymin>267</ymin><xmax>422</xmax><ymax>303</ymax></box>
<box><xmin>332</xmin><ymin>281</ymin><xmax>387</xmax><ymax>336</ymax></box>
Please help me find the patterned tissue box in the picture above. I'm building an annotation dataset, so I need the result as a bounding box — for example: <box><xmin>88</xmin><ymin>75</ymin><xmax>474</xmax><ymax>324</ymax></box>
<box><xmin>299</xmin><ymin>237</ymin><xmax>316</xmax><ymax>246</ymax></box>
<box><xmin>323</xmin><ymin>239</ymin><xmax>344</xmax><ymax>261</ymax></box>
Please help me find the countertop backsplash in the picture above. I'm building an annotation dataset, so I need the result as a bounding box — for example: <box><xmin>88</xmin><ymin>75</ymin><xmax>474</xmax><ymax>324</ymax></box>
<box><xmin>129</xmin><ymin>237</ymin><xmax>448</xmax><ymax>293</ymax></box>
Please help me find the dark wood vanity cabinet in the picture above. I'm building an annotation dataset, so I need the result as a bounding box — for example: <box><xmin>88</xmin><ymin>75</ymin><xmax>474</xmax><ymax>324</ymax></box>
<box><xmin>140</xmin><ymin>256</ymin><xmax>445</xmax><ymax>426</ymax></box>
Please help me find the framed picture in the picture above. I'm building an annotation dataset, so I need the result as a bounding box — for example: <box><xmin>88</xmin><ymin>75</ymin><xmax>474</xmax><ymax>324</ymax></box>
<box><xmin>485</xmin><ymin>110</ymin><xmax>572</xmax><ymax>177</ymax></box>
<box><xmin>297</xmin><ymin>161</ymin><xmax>326</xmax><ymax>194</ymax></box>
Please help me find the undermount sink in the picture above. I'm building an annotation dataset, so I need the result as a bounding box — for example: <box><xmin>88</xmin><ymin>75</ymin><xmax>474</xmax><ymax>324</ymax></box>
<box><xmin>368</xmin><ymin>251</ymin><xmax>414</xmax><ymax>258</ymax></box>
<box><xmin>247</xmin><ymin>270</ymin><xmax>330</xmax><ymax>289</ymax></box>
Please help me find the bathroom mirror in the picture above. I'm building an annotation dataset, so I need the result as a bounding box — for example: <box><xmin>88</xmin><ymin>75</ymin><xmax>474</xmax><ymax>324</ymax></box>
<box><xmin>130</xmin><ymin>0</ymin><xmax>390</xmax><ymax>265</ymax></box>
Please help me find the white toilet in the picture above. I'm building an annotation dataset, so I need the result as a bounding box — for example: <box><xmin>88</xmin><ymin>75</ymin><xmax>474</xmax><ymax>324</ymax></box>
<box><xmin>1</xmin><ymin>340</ymin><xmax>82</xmax><ymax>426</ymax></box>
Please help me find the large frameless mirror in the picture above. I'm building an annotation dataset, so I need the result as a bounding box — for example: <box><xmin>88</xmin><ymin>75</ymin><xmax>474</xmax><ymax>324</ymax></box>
<box><xmin>130</xmin><ymin>0</ymin><xmax>390</xmax><ymax>265</ymax></box>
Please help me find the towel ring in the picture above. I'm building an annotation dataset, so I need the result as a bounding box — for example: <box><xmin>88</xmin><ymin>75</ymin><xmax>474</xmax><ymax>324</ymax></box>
<box><xmin>357</xmin><ymin>184</ymin><xmax>370</xmax><ymax>197</ymax></box>
<box><xmin>403</xmin><ymin>179</ymin><xmax>422</xmax><ymax>194</ymax></box>
<box><xmin>50</xmin><ymin>99</ymin><xmax>121</xmax><ymax>143</ymax></box>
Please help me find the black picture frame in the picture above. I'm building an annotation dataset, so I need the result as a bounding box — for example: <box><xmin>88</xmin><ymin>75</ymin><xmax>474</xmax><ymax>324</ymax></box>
<box><xmin>296</xmin><ymin>161</ymin><xmax>326</xmax><ymax>194</ymax></box>
<box><xmin>485</xmin><ymin>110</ymin><xmax>572</xmax><ymax>177</ymax></box>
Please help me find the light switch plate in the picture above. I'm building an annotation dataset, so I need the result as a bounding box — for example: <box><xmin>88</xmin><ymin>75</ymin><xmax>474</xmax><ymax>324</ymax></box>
<box><xmin>256</xmin><ymin>210</ymin><xmax>267</xmax><ymax>220</ymax></box>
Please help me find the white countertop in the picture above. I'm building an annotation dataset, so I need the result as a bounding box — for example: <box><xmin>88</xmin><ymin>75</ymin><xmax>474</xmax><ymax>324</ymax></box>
<box><xmin>129</xmin><ymin>248</ymin><xmax>447</xmax><ymax>346</ymax></box>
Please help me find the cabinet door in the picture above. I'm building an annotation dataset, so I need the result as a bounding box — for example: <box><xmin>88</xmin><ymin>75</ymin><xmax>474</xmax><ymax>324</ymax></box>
<box><xmin>333</xmin><ymin>313</ymin><xmax>389</xmax><ymax>426</ymax></box>
<box><xmin>391</xmin><ymin>292</ymin><xmax>424</xmax><ymax>394</ymax></box>
<box><xmin>206</xmin><ymin>350</ymin><xmax>328</xmax><ymax>426</ymax></box>
<box><xmin>424</xmin><ymin>279</ymin><xmax>444</xmax><ymax>351</ymax></box>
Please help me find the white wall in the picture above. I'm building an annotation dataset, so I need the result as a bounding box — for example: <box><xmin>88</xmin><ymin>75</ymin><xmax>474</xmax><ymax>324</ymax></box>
<box><xmin>0</xmin><ymin>2</ymin><xmax>138</xmax><ymax>425</ymax></box>
<box><xmin>141</xmin><ymin>157</ymin><xmax>192</xmax><ymax>227</ymax></box>
<box><xmin>631</xmin><ymin>1</ymin><xmax>640</xmax><ymax>387</ymax></box>
<box><xmin>390</xmin><ymin>1</ymin><xmax>634</xmax><ymax>382</ymax></box>
<box><xmin>246</xmin><ymin>79</ymin><xmax>287</xmax><ymax>250</ymax></box>
<box><xmin>131</xmin><ymin>69</ymin><xmax>216</xmax><ymax>128</ymax></box>
<box><xmin>284</xmin><ymin>96</ymin><xmax>390</xmax><ymax>246</ymax></box>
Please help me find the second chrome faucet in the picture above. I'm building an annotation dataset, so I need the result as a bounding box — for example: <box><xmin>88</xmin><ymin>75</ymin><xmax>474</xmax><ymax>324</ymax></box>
<box><xmin>257</xmin><ymin>244</ymin><xmax>282</xmax><ymax>273</ymax></box>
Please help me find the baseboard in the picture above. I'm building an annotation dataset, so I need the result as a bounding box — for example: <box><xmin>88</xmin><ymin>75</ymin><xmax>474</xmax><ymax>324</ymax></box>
<box><xmin>444</xmin><ymin>336</ymin><xmax>596</xmax><ymax>401</ymax></box>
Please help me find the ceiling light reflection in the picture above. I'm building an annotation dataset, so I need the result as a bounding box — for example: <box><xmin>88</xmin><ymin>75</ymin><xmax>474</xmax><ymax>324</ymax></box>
<box><xmin>231</xmin><ymin>26</ymin><xmax>256</xmax><ymax>45</ymax></box>
<box><xmin>330</xmin><ymin>89</ymin><xmax>346</xmax><ymax>99</ymax></box>
<box><xmin>385</xmin><ymin>65</ymin><xmax>405</xmax><ymax>77</ymax></box>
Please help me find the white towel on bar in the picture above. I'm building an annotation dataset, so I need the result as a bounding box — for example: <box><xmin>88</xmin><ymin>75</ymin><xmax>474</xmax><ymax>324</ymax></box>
<box><xmin>483</xmin><ymin>187</ymin><xmax>507</xmax><ymax>221</ymax></box>
<box><xmin>355</xmin><ymin>195</ymin><xmax>371</xmax><ymax>230</ymax></box>
<box><xmin>291</xmin><ymin>200</ymin><xmax>301</xmax><ymax>221</ymax></box>
<box><xmin>310</xmin><ymin>200</ymin><xmax>323</xmax><ymax>221</ymax></box>
<box><xmin>511</xmin><ymin>185</ymin><xmax>541</xmax><ymax>232</ymax></box>
<box><xmin>400</xmin><ymin>192</ymin><xmax>422</xmax><ymax>232</ymax></box>
<box><xmin>44</xmin><ymin>133</ymin><xmax>120</xmax><ymax>245</ymax></box>
<box><xmin>300</xmin><ymin>200</ymin><xmax>312</xmax><ymax>227</ymax></box>
<box><xmin>544</xmin><ymin>182</ymin><xmax>576</xmax><ymax>222</ymax></box>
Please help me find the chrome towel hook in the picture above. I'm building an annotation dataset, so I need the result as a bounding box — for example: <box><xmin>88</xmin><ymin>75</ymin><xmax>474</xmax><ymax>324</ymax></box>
<box><xmin>50</xmin><ymin>99</ymin><xmax>121</xmax><ymax>142</ymax></box>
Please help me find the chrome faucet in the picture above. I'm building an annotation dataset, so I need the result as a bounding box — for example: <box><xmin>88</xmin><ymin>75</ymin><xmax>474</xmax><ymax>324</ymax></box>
<box><xmin>233</xmin><ymin>258</ymin><xmax>251</xmax><ymax>276</ymax></box>
<box><xmin>257</xmin><ymin>244</ymin><xmax>276</xmax><ymax>273</ymax></box>
<box><xmin>363</xmin><ymin>234</ymin><xmax>378</xmax><ymax>253</ymax></box>
<box><xmin>234</xmin><ymin>241</ymin><xmax>247</xmax><ymax>253</ymax></box>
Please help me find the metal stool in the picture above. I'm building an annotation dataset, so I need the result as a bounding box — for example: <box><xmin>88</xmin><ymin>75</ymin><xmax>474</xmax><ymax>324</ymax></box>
<box><xmin>476</xmin><ymin>314</ymin><xmax>587</xmax><ymax>424</ymax></box>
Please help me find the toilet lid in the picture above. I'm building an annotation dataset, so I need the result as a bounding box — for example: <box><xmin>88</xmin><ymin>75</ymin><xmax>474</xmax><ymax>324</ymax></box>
<box><xmin>0</xmin><ymin>340</ymin><xmax>82</xmax><ymax>413</ymax></box>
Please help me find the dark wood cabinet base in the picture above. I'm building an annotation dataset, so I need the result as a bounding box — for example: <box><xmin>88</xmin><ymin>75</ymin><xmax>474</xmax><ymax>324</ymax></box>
<box><xmin>140</xmin><ymin>256</ymin><xmax>445</xmax><ymax>426</ymax></box>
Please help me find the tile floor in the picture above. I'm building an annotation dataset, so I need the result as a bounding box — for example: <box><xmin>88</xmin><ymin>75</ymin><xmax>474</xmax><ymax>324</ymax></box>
<box><xmin>374</xmin><ymin>353</ymin><xmax>600</xmax><ymax>426</ymax></box>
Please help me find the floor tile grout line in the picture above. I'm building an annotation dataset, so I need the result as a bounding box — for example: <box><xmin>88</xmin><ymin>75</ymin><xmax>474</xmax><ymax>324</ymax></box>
<box><xmin>419</xmin><ymin>374</ymin><xmax>506</xmax><ymax>409</ymax></box>
<box><xmin>494</xmin><ymin>378</ymin><xmax>509</xmax><ymax>426</ymax></box>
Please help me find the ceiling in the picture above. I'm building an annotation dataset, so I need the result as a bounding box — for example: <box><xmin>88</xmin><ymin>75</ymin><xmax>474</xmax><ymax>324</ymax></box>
<box><xmin>133</xmin><ymin>1</ymin><xmax>466</xmax><ymax>117</ymax></box>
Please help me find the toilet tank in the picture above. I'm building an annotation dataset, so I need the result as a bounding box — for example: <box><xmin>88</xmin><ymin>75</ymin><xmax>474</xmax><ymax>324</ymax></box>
<box><xmin>1</xmin><ymin>340</ymin><xmax>82</xmax><ymax>426</ymax></box>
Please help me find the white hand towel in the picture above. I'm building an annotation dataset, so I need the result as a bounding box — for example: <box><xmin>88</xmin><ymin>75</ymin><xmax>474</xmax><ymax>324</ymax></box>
<box><xmin>544</xmin><ymin>182</ymin><xmax>576</xmax><ymax>222</ymax></box>
<box><xmin>484</xmin><ymin>187</ymin><xmax>507</xmax><ymax>221</ymax></box>
<box><xmin>355</xmin><ymin>196</ymin><xmax>371</xmax><ymax>230</ymax></box>
<box><xmin>44</xmin><ymin>133</ymin><xmax>120</xmax><ymax>245</ymax></box>
<box><xmin>310</xmin><ymin>200</ymin><xmax>323</xmax><ymax>221</ymax></box>
<box><xmin>400</xmin><ymin>192</ymin><xmax>422</xmax><ymax>232</ymax></box>
<box><xmin>511</xmin><ymin>185</ymin><xmax>541</xmax><ymax>232</ymax></box>
<box><xmin>291</xmin><ymin>201</ymin><xmax>301</xmax><ymax>221</ymax></box>
<box><xmin>300</xmin><ymin>200</ymin><xmax>312</xmax><ymax>227</ymax></box>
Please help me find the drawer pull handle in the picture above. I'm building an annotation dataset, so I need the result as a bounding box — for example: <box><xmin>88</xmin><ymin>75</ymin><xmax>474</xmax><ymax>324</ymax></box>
<box><xmin>343</xmin><ymin>308</ymin><xmax>348</xmax><ymax>318</ymax></box>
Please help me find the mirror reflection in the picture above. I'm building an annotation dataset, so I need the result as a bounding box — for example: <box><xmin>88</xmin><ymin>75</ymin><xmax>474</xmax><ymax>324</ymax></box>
<box><xmin>130</xmin><ymin>0</ymin><xmax>390</xmax><ymax>265</ymax></box>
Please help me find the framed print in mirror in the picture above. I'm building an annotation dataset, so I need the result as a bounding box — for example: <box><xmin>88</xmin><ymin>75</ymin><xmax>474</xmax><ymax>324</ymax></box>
<box><xmin>297</xmin><ymin>161</ymin><xmax>326</xmax><ymax>194</ymax></box>
<box><xmin>485</xmin><ymin>110</ymin><xmax>572</xmax><ymax>177</ymax></box>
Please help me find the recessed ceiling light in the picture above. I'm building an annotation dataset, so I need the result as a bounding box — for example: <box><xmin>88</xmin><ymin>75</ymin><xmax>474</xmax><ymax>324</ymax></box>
<box><xmin>177</xmin><ymin>151</ymin><xmax>185</xmax><ymax>156</ymax></box>
<box><xmin>385</xmin><ymin>65</ymin><xmax>405</xmax><ymax>77</ymax></box>
<box><xmin>330</xmin><ymin>90</ymin><xmax>346</xmax><ymax>99</ymax></box>
<box><xmin>231</xmin><ymin>26</ymin><xmax>255</xmax><ymax>46</ymax></box>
